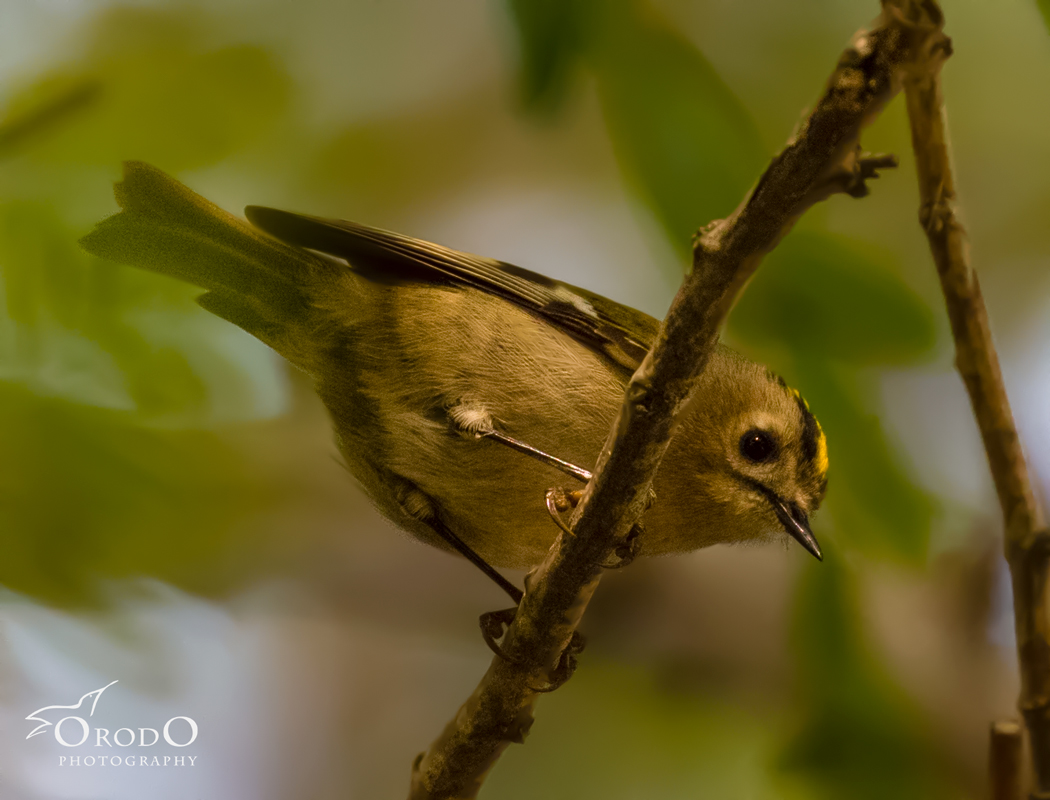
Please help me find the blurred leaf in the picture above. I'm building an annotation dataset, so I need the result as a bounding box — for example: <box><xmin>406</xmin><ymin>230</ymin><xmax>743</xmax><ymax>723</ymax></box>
<box><xmin>0</xmin><ymin>79</ymin><xmax>101</xmax><ymax>159</ymax></box>
<box><xmin>1039</xmin><ymin>0</ymin><xmax>1050</xmax><ymax>34</ymax></box>
<box><xmin>0</xmin><ymin>200</ymin><xmax>211</xmax><ymax>416</ymax></box>
<box><xmin>504</xmin><ymin>0</ymin><xmax>591</xmax><ymax>113</ymax></box>
<box><xmin>589</xmin><ymin>1</ymin><xmax>766</xmax><ymax>254</ymax></box>
<box><xmin>504</xmin><ymin>0</ymin><xmax>764</xmax><ymax>251</ymax></box>
<box><xmin>308</xmin><ymin>92</ymin><xmax>495</xmax><ymax>218</ymax></box>
<box><xmin>780</xmin><ymin>557</ymin><xmax>959</xmax><ymax>799</ymax></box>
<box><xmin>729</xmin><ymin>231</ymin><xmax>937</xmax><ymax>366</ymax></box>
<box><xmin>0</xmin><ymin>383</ymin><xmax>284</xmax><ymax>606</ymax></box>
<box><xmin>798</xmin><ymin>361</ymin><xmax>935</xmax><ymax>562</ymax></box>
<box><xmin>729</xmin><ymin>230</ymin><xmax>937</xmax><ymax>560</ymax></box>
<box><xmin>489</xmin><ymin>659</ymin><xmax>790</xmax><ymax>799</ymax></box>
<box><xmin>3</xmin><ymin>6</ymin><xmax>291</xmax><ymax>171</ymax></box>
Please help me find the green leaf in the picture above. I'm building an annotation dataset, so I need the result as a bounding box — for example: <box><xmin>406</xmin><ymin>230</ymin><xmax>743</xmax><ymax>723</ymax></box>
<box><xmin>795</xmin><ymin>361</ymin><xmax>935</xmax><ymax>563</ymax></box>
<box><xmin>728</xmin><ymin>231</ymin><xmax>937</xmax><ymax>366</ymax></box>
<box><xmin>590</xmin><ymin>1</ymin><xmax>766</xmax><ymax>254</ymax></box>
<box><xmin>504</xmin><ymin>0</ymin><xmax>592</xmax><ymax>112</ymax></box>
<box><xmin>0</xmin><ymin>199</ymin><xmax>286</xmax><ymax>419</ymax></box>
<box><xmin>489</xmin><ymin>658</ymin><xmax>791</xmax><ymax>799</ymax></box>
<box><xmin>0</xmin><ymin>78</ymin><xmax>101</xmax><ymax>159</ymax></box>
<box><xmin>2</xmin><ymin>6</ymin><xmax>292</xmax><ymax>171</ymax></box>
<box><xmin>0</xmin><ymin>383</ymin><xmax>285</xmax><ymax>606</ymax></box>
<box><xmin>0</xmin><ymin>200</ymin><xmax>206</xmax><ymax>414</ymax></box>
<box><xmin>1038</xmin><ymin>0</ymin><xmax>1050</xmax><ymax>34</ymax></box>
<box><xmin>780</xmin><ymin>557</ymin><xmax>959</xmax><ymax>800</ymax></box>
<box><xmin>727</xmin><ymin>230</ymin><xmax>937</xmax><ymax>560</ymax></box>
<box><xmin>306</xmin><ymin>95</ymin><xmax>495</xmax><ymax>219</ymax></box>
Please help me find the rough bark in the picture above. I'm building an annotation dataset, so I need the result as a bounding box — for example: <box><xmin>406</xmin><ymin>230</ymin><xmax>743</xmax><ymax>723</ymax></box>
<box><xmin>408</xmin><ymin>3</ymin><xmax>941</xmax><ymax>797</ymax></box>
<box><xmin>899</xmin><ymin>3</ymin><xmax>1050</xmax><ymax>793</ymax></box>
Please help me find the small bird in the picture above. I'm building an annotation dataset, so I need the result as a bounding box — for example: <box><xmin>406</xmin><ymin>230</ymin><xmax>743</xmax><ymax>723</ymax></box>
<box><xmin>81</xmin><ymin>162</ymin><xmax>827</xmax><ymax>599</ymax></box>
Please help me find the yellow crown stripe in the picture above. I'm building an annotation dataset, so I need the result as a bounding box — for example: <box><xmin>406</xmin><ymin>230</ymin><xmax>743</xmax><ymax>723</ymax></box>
<box><xmin>790</xmin><ymin>387</ymin><xmax>829</xmax><ymax>478</ymax></box>
<box><xmin>814</xmin><ymin>424</ymin><xmax>829</xmax><ymax>478</ymax></box>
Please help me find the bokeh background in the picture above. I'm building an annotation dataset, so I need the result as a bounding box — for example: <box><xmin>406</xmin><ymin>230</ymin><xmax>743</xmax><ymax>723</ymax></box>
<box><xmin>1</xmin><ymin>0</ymin><xmax>1049</xmax><ymax>797</ymax></box>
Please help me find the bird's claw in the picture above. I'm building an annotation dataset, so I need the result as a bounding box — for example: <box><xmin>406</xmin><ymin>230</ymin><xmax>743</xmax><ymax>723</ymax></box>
<box><xmin>601</xmin><ymin>523</ymin><xmax>643</xmax><ymax>569</ymax></box>
<box><xmin>545</xmin><ymin>487</ymin><xmax>584</xmax><ymax>537</ymax></box>
<box><xmin>480</xmin><ymin>607</ymin><xmax>523</xmax><ymax>663</ymax></box>
<box><xmin>547</xmin><ymin>487</ymin><xmax>643</xmax><ymax>567</ymax></box>
<box><xmin>531</xmin><ymin>631</ymin><xmax>587</xmax><ymax>692</ymax></box>
<box><xmin>481</xmin><ymin>608</ymin><xmax>585</xmax><ymax>692</ymax></box>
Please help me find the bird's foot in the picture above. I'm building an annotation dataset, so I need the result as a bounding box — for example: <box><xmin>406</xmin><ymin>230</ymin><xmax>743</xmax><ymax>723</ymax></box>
<box><xmin>545</xmin><ymin>487</ymin><xmax>584</xmax><ymax>536</ymax></box>
<box><xmin>480</xmin><ymin>607</ymin><xmax>586</xmax><ymax>692</ymax></box>
<box><xmin>547</xmin><ymin>487</ymin><xmax>642</xmax><ymax>567</ymax></box>
<box><xmin>532</xmin><ymin>631</ymin><xmax>587</xmax><ymax>692</ymax></box>
<box><xmin>601</xmin><ymin>524</ymin><xmax>643</xmax><ymax>569</ymax></box>
<box><xmin>480</xmin><ymin>607</ymin><xmax>523</xmax><ymax>663</ymax></box>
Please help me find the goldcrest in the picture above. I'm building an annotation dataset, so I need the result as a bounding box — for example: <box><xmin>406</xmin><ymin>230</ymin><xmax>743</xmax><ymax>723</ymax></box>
<box><xmin>81</xmin><ymin>162</ymin><xmax>828</xmax><ymax>590</ymax></box>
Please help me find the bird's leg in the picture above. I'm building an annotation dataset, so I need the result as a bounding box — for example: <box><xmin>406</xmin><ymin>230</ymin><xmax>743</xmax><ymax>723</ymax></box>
<box><xmin>477</xmin><ymin>428</ymin><xmax>592</xmax><ymax>483</ymax></box>
<box><xmin>425</xmin><ymin>516</ymin><xmax>526</xmax><ymax>663</ymax></box>
<box><xmin>436</xmin><ymin>494</ymin><xmax>588</xmax><ymax>678</ymax></box>
<box><xmin>447</xmin><ymin>402</ymin><xmax>592</xmax><ymax>483</ymax></box>
<box><xmin>392</xmin><ymin>476</ymin><xmax>527</xmax><ymax>659</ymax></box>
<box><xmin>442</xmin><ymin>406</ymin><xmax>611</xmax><ymax>681</ymax></box>
<box><xmin>431</xmin><ymin>509</ymin><xmax>590</xmax><ymax>679</ymax></box>
<box><xmin>426</xmin><ymin>516</ymin><xmax>523</xmax><ymax>604</ymax></box>
<box><xmin>448</xmin><ymin>409</ymin><xmax>655</xmax><ymax>557</ymax></box>
<box><xmin>449</xmin><ymin>404</ymin><xmax>596</xmax><ymax>543</ymax></box>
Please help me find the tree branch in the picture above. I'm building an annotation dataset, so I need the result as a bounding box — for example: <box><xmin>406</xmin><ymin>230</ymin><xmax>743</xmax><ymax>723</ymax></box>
<box><xmin>990</xmin><ymin>720</ymin><xmax>1024</xmax><ymax>800</ymax></box>
<box><xmin>408</xmin><ymin>4</ymin><xmax>937</xmax><ymax>798</ymax></box>
<box><xmin>897</xmin><ymin>3</ymin><xmax>1050</xmax><ymax>794</ymax></box>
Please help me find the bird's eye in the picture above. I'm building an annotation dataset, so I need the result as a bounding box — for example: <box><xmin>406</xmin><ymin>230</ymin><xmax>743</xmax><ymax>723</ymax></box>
<box><xmin>740</xmin><ymin>429</ymin><xmax>776</xmax><ymax>463</ymax></box>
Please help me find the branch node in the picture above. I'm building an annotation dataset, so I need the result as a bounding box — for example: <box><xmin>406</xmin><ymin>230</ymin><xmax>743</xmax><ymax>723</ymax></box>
<box><xmin>691</xmin><ymin>219</ymin><xmax>724</xmax><ymax>252</ymax></box>
<box><xmin>918</xmin><ymin>193</ymin><xmax>955</xmax><ymax>236</ymax></box>
<box><xmin>504</xmin><ymin>711</ymin><xmax>534</xmax><ymax>744</ymax></box>
<box><xmin>626</xmin><ymin>375</ymin><xmax>655</xmax><ymax>416</ymax></box>
<box><xmin>805</xmin><ymin>145</ymin><xmax>899</xmax><ymax>204</ymax></box>
<box><xmin>1025</xmin><ymin>529</ymin><xmax>1050</xmax><ymax>562</ymax></box>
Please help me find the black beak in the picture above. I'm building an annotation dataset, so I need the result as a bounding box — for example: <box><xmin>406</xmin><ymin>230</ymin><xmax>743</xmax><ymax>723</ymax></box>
<box><xmin>744</xmin><ymin>478</ymin><xmax>823</xmax><ymax>561</ymax></box>
<box><xmin>769</xmin><ymin>495</ymin><xmax>822</xmax><ymax>561</ymax></box>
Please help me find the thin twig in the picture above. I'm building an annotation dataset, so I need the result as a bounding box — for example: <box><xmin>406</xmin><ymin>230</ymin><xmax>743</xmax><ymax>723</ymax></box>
<box><xmin>0</xmin><ymin>79</ymin><xmax>101</xmax><ymax>157</ymax></box>
<box><xmin>990</xmin><ymin>721</ymin><xmax>1024</xmax><ymax>800</ymax></box>
<box><xmin>408</xmin><ymin>4</ymin><xmax>937</xmax><ymax>798</ymax></box>
<box><xmin>898</xmin><ymin>2</ymin><xmax>1050</xmax><ymax>793</ymax></box>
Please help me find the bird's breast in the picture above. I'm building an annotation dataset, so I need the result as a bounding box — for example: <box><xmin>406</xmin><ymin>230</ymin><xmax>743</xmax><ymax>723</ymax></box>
<box><xmin>321</xmin><ymin>282</ymin><xmax>627</xmax><ymax>568</ymax></box>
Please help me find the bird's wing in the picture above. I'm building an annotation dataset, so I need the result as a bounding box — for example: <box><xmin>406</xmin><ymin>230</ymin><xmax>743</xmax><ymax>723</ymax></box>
<box><xmin>244</xmin><ymin>207</ymin><xmax>659</xmax><ymax>375</ymax></box>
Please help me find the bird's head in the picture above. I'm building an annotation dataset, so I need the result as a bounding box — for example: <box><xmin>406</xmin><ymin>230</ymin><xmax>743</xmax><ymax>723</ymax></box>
<box><xmin>652</xmin><ymin>349</ymin><xmax>828</xmax><ymax>559</ymax></box>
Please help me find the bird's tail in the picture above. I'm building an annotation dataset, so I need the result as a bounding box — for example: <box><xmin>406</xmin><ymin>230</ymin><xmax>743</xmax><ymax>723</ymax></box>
<box><xmin>80</xmin><ymin>161</ymin><xmax>333</xmax><ymax>371</ymax></box>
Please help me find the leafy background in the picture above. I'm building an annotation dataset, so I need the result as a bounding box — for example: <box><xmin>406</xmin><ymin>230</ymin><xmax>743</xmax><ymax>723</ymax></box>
<box><xmin>1</xmin><ymin>0</ymin><xmax>1048</xmax><ymax>797</ymax></box>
